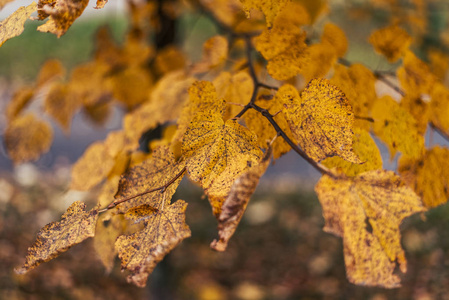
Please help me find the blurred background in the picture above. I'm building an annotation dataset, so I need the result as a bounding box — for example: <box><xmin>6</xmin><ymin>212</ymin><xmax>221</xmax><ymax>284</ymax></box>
<box><xmin>1</xmin><ymin>0</ymin><xmax>449</xmax><ymax>299</ymax></box>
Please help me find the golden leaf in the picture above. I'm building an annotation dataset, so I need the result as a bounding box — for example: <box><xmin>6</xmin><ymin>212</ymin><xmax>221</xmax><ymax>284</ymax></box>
<box><xmin>213</xmin><ymin>71</ymin><xmax>254</xmax><ymax>119</ymax></box>
<box><xmin>200</xmin><ymin>0</ymin><xmax>243</xmax><ymax>27</ymax></box>
<box><xmin>280</xmin><ymin>79</ymin><xmax>361</xmax><ymax>163</ymax></box>
<box><xmin>115</xmin><ymin>200</ymin><xmax>191</xmax><ymax>287</ymax></box>
<box><xmin>114</xmin><ymin>145</ymin><xmax>185</xmax><ymax>214</ymax></box>
<box><xmin>191</xmin><ymin>35</ymin><xmax>228</xmax><ymax>74</ymax></box>
<box><xmin>37</xmin><ymin>0</ymin><xmax>89</xmax><ymax>37</ymax></box>
<box><xmin>6</xmin><ymin>87</ymin><xmax>34</xmax><ymax>121</ymax></box>
<box><xmin>315</xmin><ymin>170</ymin><xmax>425</xmax><ymax>288</ymax></box>
<box><xmin>4</xmin><ymin>113</ymin><xmax>53</xmax><ymax>164</ymax></box>
<box><xmin>0</xmin><ymin>2</ymin><xmax>36</xmax><ymax>47</ymax></box>
<box><xmin>400</xmin><ymin>95</ymin><xmax>429</xmax><ymax>135</ymax></box>
<box><xmin>300</xmin><ymin>43</ymin><xmax>337</xmax><ymax>82</ymax></box>
<box><xmin>154</xmin><ymin>45</ymin><xmax>186</xmax><ymax>75</ymax></box>
<box><xmin>399</xmin><ymin>146</ymin><xmax>449</xmax><ymax>208</ymax></box>
<box><xmin>322</xmin><ymin>128</ymin><xmax>382</xmax><ymax>177</ymax></box>
<box><xmin>397</xmin><ymin>50</ymin><xmax>436</xmax><ymax>99</ymax></box>
<box><xmin>211</xmin><ymin>148</ymin><xmax>271</xmax><ymax>251</ymax></box>
<box><xmin>182</xmin><ymin>111</ymin><xmax>262</xmax><ymax>216</ymax></box>
<box><xmin>369</xmin><ymin>24</ymin><xmax>411</xmax><ymax>62</ymax></box>
<box><xmin>274</xmin><ymin>1</ymin><xmax>310</xmax><ymax>26</ymax></box>
<box><xmin>94</xmin><ymin>0</ymin><xmax>108</xmax><ymax>9</ymax></box>
<box><xmin>44</xmin><ymin>82</ymin><xmax>80</xmax><ymax>133</ymax></box>
<box><xmin>371</xmin><ymin>95</ymin><xmax>424</xmax><ymax>159</ymax></box>
<box><xmin>244</xmin><ymin>96</ymin><xmax>294</xmax><ymax>159</ymax></box>
<box><xmin>430</xmin><ymin>83</ymin><xmax>449</xmax><ymax>133</ymax></box>
<box><xmin>428</xmin><ymin>49</ymin><xmax>449</xmax><ymax>80</ymax></box>
<box><xmin>239</xmin><ymin>0</ymin><xmax>290</xmax><ymax>28</ymax></box>
<box><xmin>16</xmin><ymin>201</ymin><xmax>99</xmax><ymax>274</ymax></box>
<box><xmin>321</xmin><ymin>23</ymin><xmax>348</xmax><ymax>58</ymax></box>
<box><xmin>330</xmin><ymin>64</ymin><xmax>377</xmax><ymax>130</ymax></box>
<box><xmin>297</xmin><ymin>0</ymin><xmax>328</xmax><ymax>23</ymax></box>
<box><xmin>36</xmin><ymin>59</ymin><xmax>66</xmax><ymax>88</ymax></box>
<box><xmin>70</xmin><ymin>141</ymin><xmax>117</xmax><ymax>191</ymax></box>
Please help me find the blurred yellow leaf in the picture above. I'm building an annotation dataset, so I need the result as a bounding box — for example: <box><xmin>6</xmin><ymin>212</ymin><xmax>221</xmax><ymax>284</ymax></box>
<box><xmin>428</xmin><ymin>49</ymin><xmax>449</xmax><ymax>80</ymax></box>
<box><xmin>44</xmin><ymin>82</ymin><xmax>80</xmax><ymax>133</ymax></box>
<box><xmin>280</xmin><ymin>79</ymin><xmax>361</xmax><ymax>163</ymax></box>
<box><xmin>211</xmin><ymin>147</ymin><xmax>271</xmax><ymax>251</ymax></box>
<box><xmin>297</xmin><ymin>0</ymin><xmax>328</xmax><ymax>23</ymax></box>
<box><xmin>4</xmin><ymin>113</ymin><xmax>53</xmax><ymax>164</ymax></box>
<box><xmin>322</xmin><ymin>23</ymin><xmax>348</xmax><ymax>58</ymax></box>
<box><xmin>116</xmin><ymin>200</ymin><xmax>191</xmax><ymax>287</ymax></box>
<box><xmin>6</xmin><ymin>87</ymin><xmax>34</xmax><ymax>121</ymax></box>
<box><xmin>315</xmin><ymin>170</ymin><xmax>425</xmax><ymax>288</ymax></box>
<box><xmin>37</xmin><ymin>0</ymin><xmax>89</xmax><ymax>37</ymax></box>
<box><xmin>200</xmin><ymin>0</ymin><xmax>243</xmax><ymax>28</ymax></box>
<box><xmin>16</xmin><ymin>201</ymin><xmax>99</xmax><ymax>274</ymax></box>
<box><xmin>369</xmin><ymin>24</ymin><xmax>411</xmax><ymax>62</ymax></box>
<box><xmin>0</xmin><ymin>2</ymin><xmax>36</xmax><ymax>47</ymax></box>
<box><xmin>182</xmin><ymin>110</ymin><xmax>262</xmax><ymax>216</ymax></box>
<box><xmin>300</xmin><ymin>43</ymin><xmax>337</xmax><ymax>82</ymax></box>
<box><xmin>430</xmin><ymin>83</ymin><xmax>449</xmax><ymax>133</ymax></box>
<box><xmin>240</xmin><ymin>0</ymin><xmax>289</xmax><ymax>28</ymax></box>
<box><xmin>191</xmin><ymin>35</ymin><xmax>228</xmax><ymax>74</ymax></box>
<box><xmin>114</xmin><ymin>145</ymin><xmax>185</xmax><ymax>214</ymax></box>
<box><xmin>372</xmin><ymin>95</ymin><xmax>424</xmax><ymax>159</ymax></box>
<box><xmin>399</xmin><ymin>146</ymin><xmax>449</xmax><ymax>208</ymax></box>
<box><xmin>36</xmin><ymin>59</ymin><xmax>66</xmax><ymax>87</ymax></box>
<box><xmin>322</xmin><ymin>128</ymin><xmax>382</xmax><ymax>177</ymax></box>
<box><xmin>400</xmin><ymin>95</ymin><xmax>429</xmax><ymax>135</ymax></box>
<box><xmin>154</xmin><ymin>45</ymin><xmax>186</xmax><ymax>75</ymax></box>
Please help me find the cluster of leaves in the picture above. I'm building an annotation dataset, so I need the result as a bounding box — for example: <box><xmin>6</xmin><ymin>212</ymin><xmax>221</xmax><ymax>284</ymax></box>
<box><xmin>2</xmin><ymin>0</ymin><xmax>449</xmax><ymax>289</ymax></box>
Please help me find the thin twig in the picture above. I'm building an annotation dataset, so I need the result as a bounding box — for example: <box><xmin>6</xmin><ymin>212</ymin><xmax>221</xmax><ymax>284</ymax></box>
<box><xmin>430</xmin><ymin>122</ymin><xmax>449</xmax><ymax>144</ymax></box>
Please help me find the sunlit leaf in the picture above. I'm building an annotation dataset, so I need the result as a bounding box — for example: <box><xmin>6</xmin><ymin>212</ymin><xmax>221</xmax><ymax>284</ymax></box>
<box><xmin>6</xmin><ymin>87</ymin><xmax>35</xmax><ymax>121</ymax></box>
<box><xmin>0</xmin><ymin>2</ymin><xmax>36</xmax><ymax>47</ymax></box>
<box><xmin>300</xmin><ymin>43</ymin><xmax>337</xmax><ymax>82</ymax></box>
<box><xmin>369</xmin><ymin>24</ymin><xmax>411</xmax><ymax>63</ymax></box>
<box><xmin>44</xmin><ymin>82</ymin><xmax>80</xmax><ymax>133</ymax></box>
<box><xmin>94</xmin><ymin>0</ymin><xmax>108</xmax><ymax>9</ymax></box>
<box><xmin>280</xmin><ymin>79</ymin><xmax>361</xmax><ymax>163</ymax></box>
<box><xmin>4</xmin><ymin>113</ymin><xmax>53</xmax><ymax>164</ymax></box>
<box><xmin>191</xmin><ymin>35</ymin><xmax>228</xmax><ymax>74</ymax></box>
<box><xmin>36</xmin><ymin>59</ymin><xmax>66</xmax><ymax>88</ymax></box>
<box><xmin>211</xmin><ymin>147</ymin><xmax>271</xmax><ymax>251</ymax></box>
<box><xmin>315</xmin><ymin>170</ymin><xmax>425</xmax><ymax>288</ymax></box>
<box><xmin>321</xmin><ymin>23</ymin><xmax>347</xmax><ymax>58</ymax></box>
<box><xmin>16</xmin><ymin>201</ymin><xmax>99</xmax><ymax>274</ymax></box>
<box><xmin>240</xmin><ymin>0</ymin><xmax>290</xmax><ymax>28</ymax></box>
<box><xmin>430</xmin><ymin>83</ymin><xmax>449</xmax><ymax>134</ymax></box>
<box><xmin>115</xmin><ymin>200</ymin><xmax>191</xmax><ymax>287</ymax></box>
<box><xmin>154</xmin><ymin>45</ymin><xmax>186</xmax><ymax>75</ymax></box>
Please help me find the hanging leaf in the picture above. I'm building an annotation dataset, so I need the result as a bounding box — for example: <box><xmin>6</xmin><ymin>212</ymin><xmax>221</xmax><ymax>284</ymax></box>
<box><xmin>115</xmin><ymin>200</ymin><xmax>191</xmax><ymax>287</ymax></box>
<box><xmin>0</xmin><ymin>2</ymin><xmax>37</xmax><ymax>47</ymax></box>
<box><xmin>315</xmin><ymin>170</ymin><xmax>425</xmax><ymax>288</ymax></box>
<box><xmin>16</xmin><ymin>201</ymin><xmax>99</xmax><ymax>274</ymax></box>
<box><xmin>280</xmin><ymin>79</ymin><xmax>361</xmax><ymax>163</ymax></box>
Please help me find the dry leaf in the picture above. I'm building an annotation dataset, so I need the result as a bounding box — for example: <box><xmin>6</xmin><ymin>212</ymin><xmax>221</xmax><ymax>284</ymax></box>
<box><xmin>115</xmin><ymin>200</ymin><xmax>191</xmax><ymax>287</ymax></box>
<box><xmin>211</xmin><ymin>147</ymin><xmax>271</xmax><ymax>251</ymax></box>
<box><xmin>4</xmin><ymin>113</ymin><xmax>53</xmax><ymax>164</ymax></box>
<box><xmin>280</xmin><ymin>79</ymin><xmax>361</xmax><ymax>163</ymax></box>
<box><xmin>315</xmin><ymin>170</ymin><xmax>425</xmax><ymax>288</ymax></box>
<box><xmin>0</xmin><ymin>2</ymin><xmax>36</xmax><ymax>47</ymax></box>
<box><xmin>16</xmin><ymin>201</ymin><xmax>99</xmax><ymax>274</ymax></box>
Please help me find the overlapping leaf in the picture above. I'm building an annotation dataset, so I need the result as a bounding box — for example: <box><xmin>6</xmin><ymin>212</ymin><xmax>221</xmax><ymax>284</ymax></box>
<box><xmin>191</xmin><ymin>35</ymin><xmax>228</xmax><ymax>74</ymax></box>
<box><xmin>6</xmin><ymin>87</ymin><xmax>35</xmax><ymax>121</ymax></box>
<box><xmin>4</xmin><ymin>113</ymin><xmax>53</xmax><ymax>164</ymax></box>
<box><xmin>44</xmin><ymin>82</ymin><xmax>80</xmax><ymax>133</ymax></box>
<box><xmin>315</xmin><ymin>170</ymin><xmax>425</xmax><ymax>288</ymax></box>
<box><xmin>280</xmin><ymin>79</ymin><xmax>361</xmax><ymax>163</ymax></box>
<box><xmin>211</xmin><ymin>147</ymin><xmax>271</xmax><ymax>251</ymax></box>
<box><xmin>115</xmin><ymin>200</ymin><xmax>191</xmax><ymax>287</ymax></box>
<box><xmin>0</xmin><ymin>2</ymin><xmax>36</xmax><ymax>47</ymax></box>
<box><xmin>240</xmin><ymin>0</ymin><xmax>289</xmax><ymax>28</ymax></box>
<box><xmin>369</xmin><ymin>24</ymin><xmax>411</xmax><ymax>62</ymax></box>
<box><xmin>16</xmin><ymin>201</ymin><xmax>99</xmax><ymax>274</ymax></box>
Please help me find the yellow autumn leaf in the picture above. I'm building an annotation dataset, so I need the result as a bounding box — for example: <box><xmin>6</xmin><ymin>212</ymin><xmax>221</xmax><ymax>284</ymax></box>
<box><xmin>200</xmin><ymin>0</ymin><xmax>243</xmax><ymax>27</ymax></box>
<box><xmin>182</xmin><ymin>110</ymin><xmax>262</xmax><ymax>216</ymax></box>
<box><xmin>371</xmin><ymin>95</ymin><xmax>424</xmax><ymax>159</ymax></box>
<box><xmin>239</xmin><ymin>0</ymin><xmax>290</xmax><ymax>28</ymax></box>
<box><xmin>369</xmin><ymin>24</ymin><xmax>411</xmax><ymax>62</ymax></box>
<box><xmin>428</xmin><ymin>49</ymin><xmax>449</xmax><ymax>80</ymax></box>
<box><xmin>115</xmin><ymin>200</ymin><xmax>191</xmax><ymax>287</ymax></box>
<box><xmin>274</xmin><ymin>0</ymin><xmax>310</xmax><ymax>26</ymax></box>
<box><xmin>397</xmin><ymin>50</ymin><xmax>436</xmax><ymax>99</ymax></box>
<box><xmin>37</xmin><ymin>0</ymin><xmax>89</xmax><ymax>37</ymax></box>
<box><xmin>244</xmin><ymin>96</ymin><xmax>294</xmax><ymax>159</ymax></box>
<box><xmin>300</xmin><ymin>43</ymin><xmax>337</xmax><ymax>82</ymax></box>
<box><xmin>430</xmin><ymin>83</ymin><xmax>449</xmax><ymax>133</ymax></box>
<box><xmin>191</xmin><ymin>35</ymin><xmax>228</xmax><ymax>74</ymax></box>
<box><xmin>400</xmin><ymin>95</ymin><xmax>429</xmax><ymax>135</ymax></box>
<box><xmin>213</xmin><ymin>71</ymin><xmax>254</xmax><ymax>119</ymax></box>
<box><xmin>322</xmin><ymin>128</ymin><xmax>382</xmax><ymax>177</ymax></box>
<box><xmin>280</xmin><ymin>79</ymin><xmax>361</xmax><ymax>163</ymax></box>
<box><xmin>330</xmin><ymin>63</ymin><xmax>377</xmax><ymax>130</ymax></box>
<box><xmin>0</xmin><ymin>2</ymin><xmax>36</xmax><ymax>47</ymax></box>
<box><xmin>36</xmin><ymin>59</ymin><xmax>66</xmax><ymax>88</ymax></box>
<box><xmin>297</xmin><ymin>0</ymin><xmax>328</xmax><ymax>23</ymax></box>
<box><xmin>4</xmin><ymin>113</ymin><xmax>53</xmax><ymax>164</ymax></box>
<box><xmin>315</xmin><ymin>170</ymin><xmax>425</xmax><ymax>288</ymax></box>
<box><xmin>6</xmin><ymin>87</ymin><xmax>34</xmax><ymax>121</ymax></box>
<box><xmin>16</xmin><ymin>201</ymin><xmax>99</xmax><ymax>274</ymax></box>
<box><xmin>114</xmin><ymin>145</ymin><xmax>186</xmax><ymax>214</ymax></box>
<box><xmin>399</xmin><ymin>146</ymin><xmax>449</xmax><ymax>208</ymax></box>
<box><xmin>83</xmin><ymin>100</ymin><xmax>112</xmax><ymax>126</ymax></box>
<box><xmin>44</xmin><ymin>82</ymin><xmax>80</xmax><ymax>133</ymax></box>
<box><xmin>94</xmin><ymin>0</ymin><xmax>108</xmax><ymax>9</ymax></box>
<box><xmin>211</xmin><ymin>147</ymin><xmax>271</xmax><ymax>252</ymax></box>
<box><xmin>154</xmin><ymin>45</ymin><xmax>186</xmax><ymax>75</ymax></box>
<box><xmin>321</xmin><ymin>23</ymin><xmax>348</xmax><ymax>58</ymax></box>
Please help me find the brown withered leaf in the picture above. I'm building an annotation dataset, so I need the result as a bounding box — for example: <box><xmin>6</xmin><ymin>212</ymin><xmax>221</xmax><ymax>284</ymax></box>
<box><xmin>114</xmin><ymin>145</ymin><xmax>186</xmax><ymax>214</ymax></box>
<box><xmin>280</xmin><ymin>79</ymin><xmax>361</xmax><ymax>163</ymax></box>
<box><xmin>0</xmin><ymin>2</ymin><xmax>36</xmax><ymax>47</ymax></box>
<box><xmin>182</xmin><ymin>110</ymin><xmax>262</xmax><ymax>216</ymax></box>
<box><xmin>44</xmin><ymin>82</ymin><xmax>80</xmax><ymax>133</ymax></box>
<box><xmin>211</xmin><ymin>147</ymin><xmax>272</xmax><ymax>252</ymax></box>
<box><xmin>16</xmin><ymin>201</ymin><xmax>99</xmax><ymax>274</ymax></box>
<box><xmin>4</xmin><ymin>113</ymin><xmax>53</xmax><ymax>164</ymax></box>
<box><xmin>399</xmin><ymin>146</ymin><xmax>449</xmax><ymax>208</ymax></box>
<box><xmin>6</xmin><ymin>87</ymin><xmax>34</xmax><ymax>121</ymax></box>
<box><xmin>37</xmin><ymin>0</ymin><xmax>89</xmax><ymax>37</ymax></box>
<box><xmin>115</xmin><ymin>200</ymin><xmax>191</xmax><ymax>287</ymax></box>
<box><xmin>315</xmin><ymin>170</ymin><xmax>425</xmax><ymax>288</ymax></box>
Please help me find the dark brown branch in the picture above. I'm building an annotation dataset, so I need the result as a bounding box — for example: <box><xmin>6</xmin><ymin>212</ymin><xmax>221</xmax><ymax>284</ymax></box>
<box><xmin>430</xmin><ymin>122</ymin><xmax>449</xmax><ymax>144</ymax></box>
<box><xmin>98</xmin><ymin>166</ymin><xmax>187</xmax><ymax>213</ymax></box>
